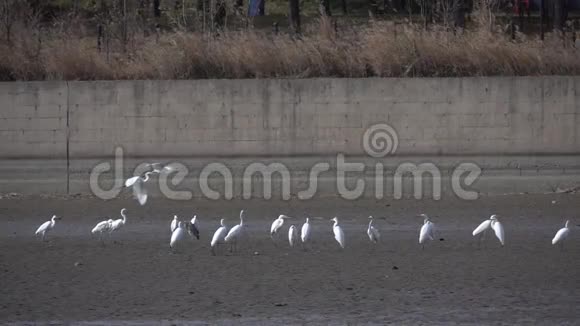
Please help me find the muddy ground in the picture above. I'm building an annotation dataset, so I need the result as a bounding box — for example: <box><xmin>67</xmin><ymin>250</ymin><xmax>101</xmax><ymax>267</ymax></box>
<box><xmin>1</xmin><ymin>194</ymin><xmax>580</xmax><ymax>325</ymax></box>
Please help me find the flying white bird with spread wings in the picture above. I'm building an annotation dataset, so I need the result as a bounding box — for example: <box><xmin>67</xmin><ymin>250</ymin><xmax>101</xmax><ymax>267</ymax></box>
<box><xmin>125</xmin><ymin>172</ymin><xmax>153</xmax><ymax>206</ymax></box>
<box><xmin>490</xmin><ymin>215</ymin><xmax>505</xmax><ymax>247</ymax></box>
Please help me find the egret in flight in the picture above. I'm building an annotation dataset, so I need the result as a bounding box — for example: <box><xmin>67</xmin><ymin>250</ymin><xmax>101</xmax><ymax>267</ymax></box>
<box><xmin>270</xmin><ymin>215</ymin><xmax>291</xmax><ymax>241</ymax></box>
<box><xmin>170</xmin><ymin>221</ymin><xmax>186</xmax><ymax>251</ymax></box>
<box><xmin>418</xmin><ymin>214</ymin><xmax>434</xmax><ymax>249</ymax></box>
<box><xmin>552</xmin><ymin>220</ymin><xmax>571</xmax><ymax>250</ymax></box>
<box><xmin>331</xmin><ymin>217</ymin><xmax>345</xmax><ymax>249</ymax></box>
<box><xmin>35</xmin><ymin>215</ymin><xmax>61</xmax><ymax>241</ymax></box>
<box><xmin>301</xmin><ymin>217</ymin><xmax>311</xmax><ymax>250</ymax></box>
<box><xmin>490</xmin><ymin>215</ymin><xmax>505</xmax><ymax>246</ymax></box>
<box><xmin>367</xmin><ymin>216</ymin><xmax>380</xmax><ymax>243</ymax></box>
<box><xmin>288</xmin><ymin>225</ymin><xmax>298</xmax><ymax>247</ymax></box>
<box><xmin>186</xmin><ymin>215</ymin><xmax>200</xmax><ymax>240</ymax></box>
<box><xmin>125</xmin><ymin>171</ymin><xmax>153</xmax><ymax>206</ymax></box>
<box><xmin>225</xmin><ymin>210</ymin><xmax>245</xmax><ymax>253</ymax></box>
<box><xmin>210</xmin><ymin>219</ymin><xmax>228</xmax><ymax>256</ymax></box>
<box><xmin>146</xmin><ymin>162</ymin><xmax>174</xmax><ymax>174</ymax></box>
<box><xmin>472</xmin><ymin>215</ymin><xmax>495</xmax><ymax>248</ymax></box>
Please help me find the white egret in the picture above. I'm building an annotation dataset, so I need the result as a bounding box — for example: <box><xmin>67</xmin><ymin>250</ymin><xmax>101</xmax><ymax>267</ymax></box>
<box><xmin>170</xmin><ymin>215</ymin><xmax>178</xmax><ymax>233</ymax></box>
<box><xmin>109</xmin><ymin>208</ymin><xmax>127</xmax><ymax>233</ymax></box>
<box><xmin>186</xmin><ymin>215</ymin><xmax>200</xmax><ymax>240</ymax></box>
<box><xmin>35</xmin><ymin>215</ymin><xmax>61</xmax><ymax>241</ymax></box>
<box><xmin>270</xmin><ymin>214</ymin><xmax>291</xmax><ymax>240</ymax></box>
<box><xmin>490</xmin><ymin>215</ymin><xmax>505</xmax><ymax>246</ymax></box>
<box><xmin>472</xmin><ymin>215</ymin><xmax>495</xmax><ymax>248</ymax></box>
<box><xmin>210</xmin><ymin>218</ymin><xmax>228</xmax><ymax>255</ymax></box>
<box><xmin>170</xmin><ymin>221</ymin><xmax>186</xmax><ymax>251</ymax></box>
<box><xmin>124</xmin><ymin>172</ymin><xmax>153</xmax><ymax>206</ymax></box>
<box><xmin>552</xmin><ymin>220</ymin><xmax>570</xmax><ymax>250</ymax></box>
<box><xmin>146</xmin><ymin>162</ymin><xmax>174</xmax><ymax>174</ymax></box>
<box><xmin>225</xmin><ymin>210</ymin><xmax>245</xmax><ymax>253</ymax></box>
<box><xmin>367</xmin><ymin>216</ymin><xmax>380</xmax><ymax>243</ymax></box>
<box><xmin>418</xmin><ymin>214</ymin><xmax>434</xmax><ymax>249</ymax></box>
<box><xmin>288</xmin><ymin>225</ymin><xmax>298</xmax><ymax>247</ymax></box>
<box><xmin>91</xmin><ymin>218</ymin><xmax>113</xmax><ymax>242</ymax></box>
<box><xmin>301</xmin><ymin>217</ymin><xmax>311</xmax><ymax>244</ymax></box>
<box><xmin>331</xmin><ymin>217</ymin><xmax>345</xmax><ymax>249</ymax></box>
<box><xmin>300</xmin><ymin>217</ymin><xmax>312</xmax><ymax>251</ymax></box>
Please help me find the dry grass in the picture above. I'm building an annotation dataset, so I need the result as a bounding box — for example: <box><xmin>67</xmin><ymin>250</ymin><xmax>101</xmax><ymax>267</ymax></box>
<box><xmin>0</xmin><ymin>19</ymin><xmax>579</xmax><ymax>81</ymax></box>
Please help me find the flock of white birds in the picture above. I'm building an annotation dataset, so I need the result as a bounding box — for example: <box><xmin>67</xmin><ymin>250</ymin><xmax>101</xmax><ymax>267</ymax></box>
<box><xmin>33</xmin><ymin>163</ymin><xmax>574</xmax><ymax>254</ymax></box>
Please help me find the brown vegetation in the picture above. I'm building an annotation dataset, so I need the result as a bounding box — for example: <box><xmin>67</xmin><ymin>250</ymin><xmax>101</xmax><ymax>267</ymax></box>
<box><xmin>0</xmin><ymin>1</ymin><xmax>578</xmax><ymax>81</ymax></box>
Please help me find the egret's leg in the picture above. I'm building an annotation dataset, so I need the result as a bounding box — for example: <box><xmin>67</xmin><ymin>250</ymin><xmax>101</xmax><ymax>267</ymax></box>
<box><xmin>41</xmin><ymin>232</ymin><xmax>45</xmax><ymax>242</ymax></box>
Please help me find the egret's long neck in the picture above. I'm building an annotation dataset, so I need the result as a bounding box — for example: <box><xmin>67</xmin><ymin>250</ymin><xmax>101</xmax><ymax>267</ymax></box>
<box><xmin>220</xmin><ymin>219</ymin><xmax>225</xmax><ymax>227</ymax></box>
<box><xmin>51</xmin><ymin>216</ymin><xmax>56</xmax><ymax>222</ymax></box>
<box><xmin>368</xmin><ymin>220</ymin><xmax>373</xmax><ymax>228</ymax></box>
<box><xmin>306</xmin><ymin>218</ymin><xmax>309</xmax><ymax>223</ymax></box>
<box><xmin>333</xmin><ymin>220</ymin><xmax>338</xmax><ymax>228</ymax></box>
<box><xmin>240</xmin><ymin>216</ymin><xmax>244</xmax><ymax>226</ymax></box>
<box><xmin>121</xmin><ymin>210</ymin><xmax>127</xmax><ymax>223</ymax></box>
<box><xmin>565</xmin><ymin>220</ymin><xmax>570</xmax><ymax>228</ymax></box>
<box><xmin>143</xmin><ymin>172</ymin><xmax>151</xmax><ymax>182</ymax></box>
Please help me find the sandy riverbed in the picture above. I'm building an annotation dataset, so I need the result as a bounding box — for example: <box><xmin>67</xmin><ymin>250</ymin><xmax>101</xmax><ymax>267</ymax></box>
<box><xmin>1</xmin><ymin>194</ymin><xmax>579</xmax><ymax>325</ymax></box>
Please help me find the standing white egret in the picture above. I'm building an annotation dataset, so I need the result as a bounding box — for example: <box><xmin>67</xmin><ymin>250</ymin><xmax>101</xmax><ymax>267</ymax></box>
<box><xmin>170</xmin><ymin>221</ymin><xmax>186</xmax><ymax>251</ymax></box>
<box><xmin>270</xmin><ymin>215</ymin><xmax>291</xmax><ymax>241</ymax></box>
<box><xmin>301</xmin><ymin>217</ymin><xmax>311</xmax><ymax>244</ymax></box>
<box><xmin>210</xmin><ymin>218</ymin><xmax>228</xmax><ymax>256</ymax></box>
<box><xmin>109</xmin><ymin>208</ymin><xmax>127</xmax><ymax>233</ymax></box>
<box><xmin>331</xmin><ymin>217</ymin><xmax>345</xmax><ymax>249</ymax></box>
<box><xmin>367</xmin><ymin>216</ymin><xmax>380</xmax><ymax>243</ymax></box>
<box><xmin>490</xmin><ymin>215</ymin><xmax>505</xmax><ymax>246</ymax></box>
<box><xmin>418</xmin><ymin>214</ymin><xmax>434</xmax><ymax>249</ymax></box>
<box><xmin>35</xmin><ymin>215</ymin><xmax>61</xmax><ymax>241</ymax></box>
<box><xmin>472</xmin><ymin>215</ymin><xmax>495</xmax><ymax>248</ymax></box>
<box><xmin>288</xmin><ymin>225</ymin><xmax>298</xmax><ymax>247</ymax></box>
<box><xmin>186</xmin><ymin>215</ymin><xmax>200</xmax><ymax>240</ymax></box>
<box><xmin>224</xmin><ymin>210</ymin><xmax>245</xmax><ymax>253</ymax></box>
<box><xmin>91</xmin><ymin>218</ymin><xmax>113</xmax><ymax>242</ymax></box>
<box><xmin>124</xmin><ymin>172</ymin><xmax>153</xmax><ymax>206</ymax></box>
<box><xmin>552</xmin><ymin>220</ymin><xmax>570</xmax><ymax>250</ymax></box>
<box><xmin>170</xmin><ymin>215</ymin><xmax>178</xmax><ymax>233</ymax></box>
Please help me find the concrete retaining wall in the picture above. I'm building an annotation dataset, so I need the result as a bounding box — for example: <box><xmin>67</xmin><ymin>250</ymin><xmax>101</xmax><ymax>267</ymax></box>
<box><xmin>1</xmin><ymin>77</ymin><xmax>579</xmax><ymax>198</ymax></box>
